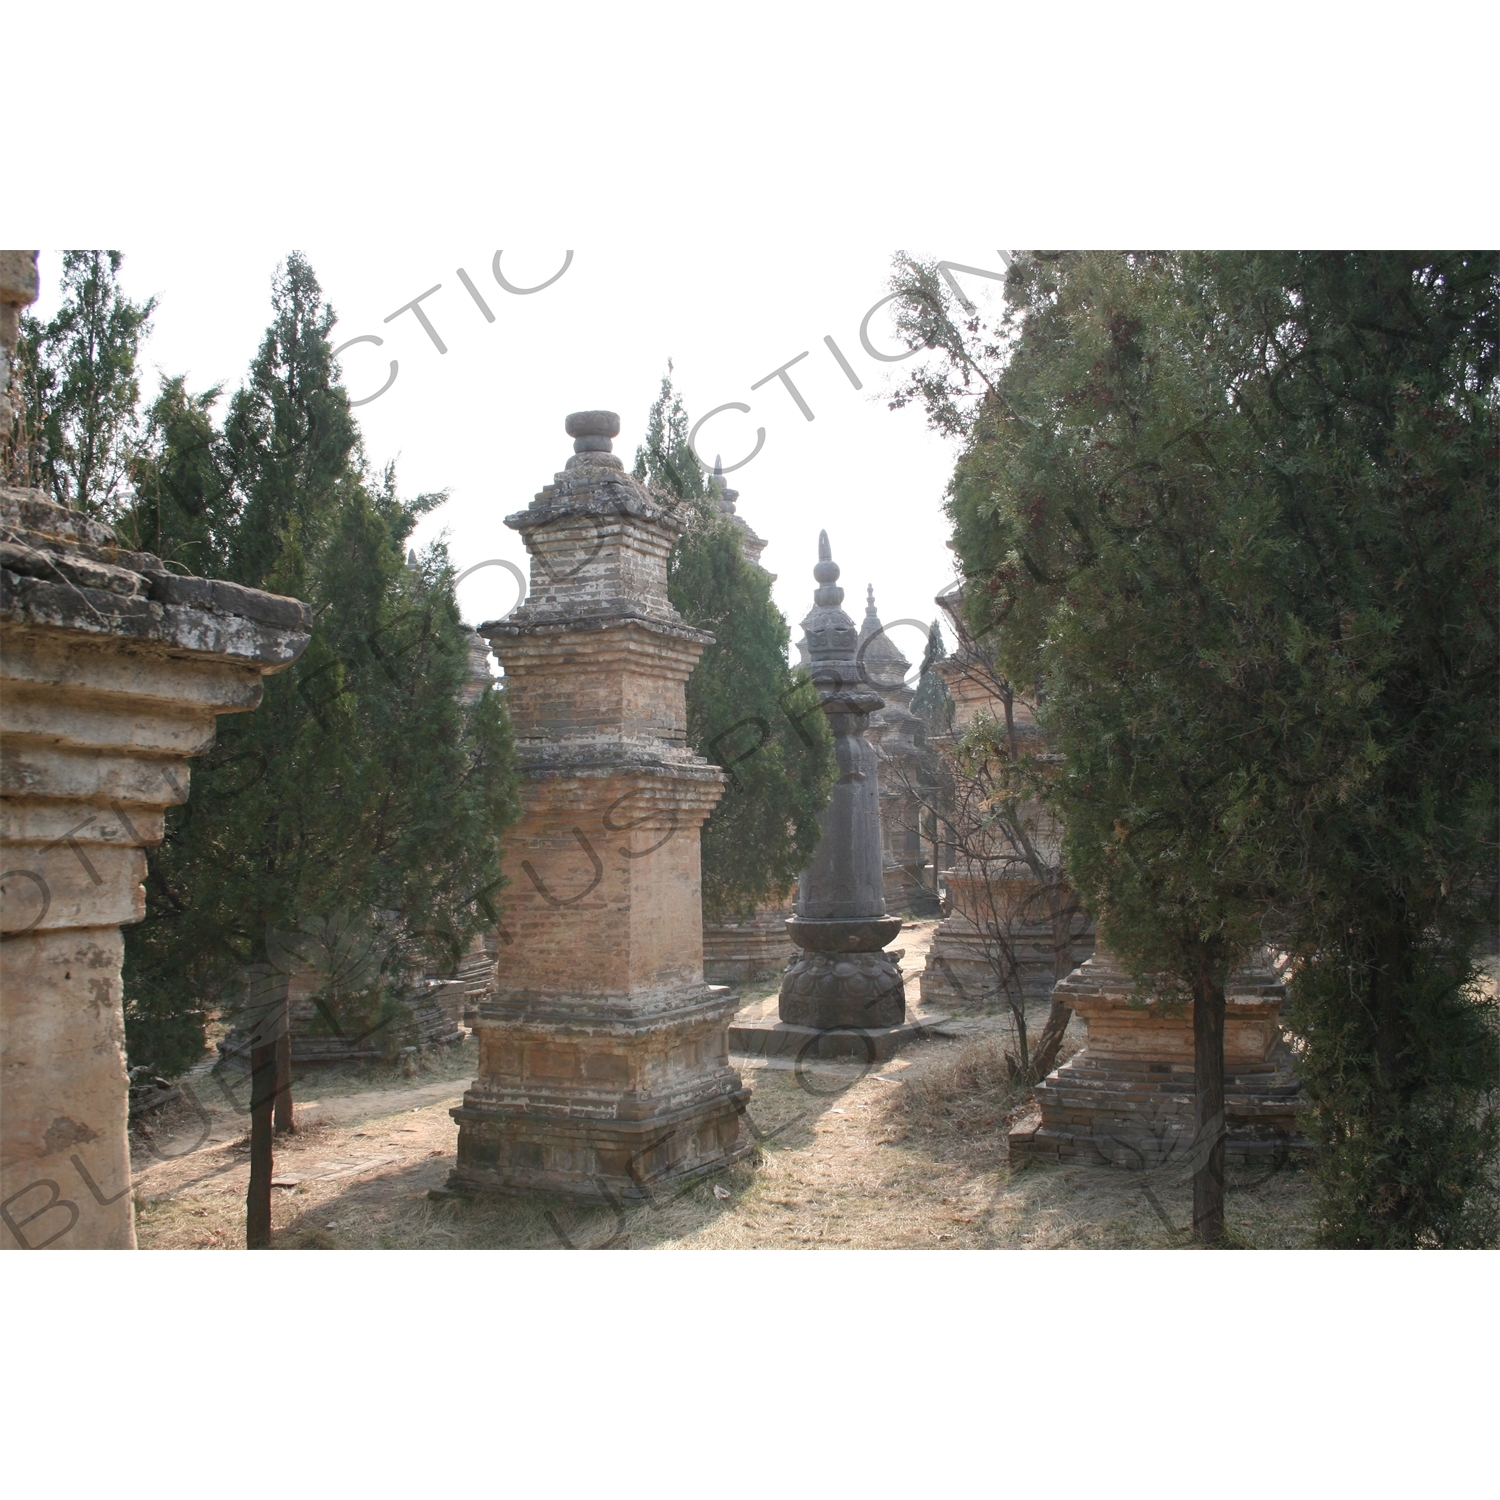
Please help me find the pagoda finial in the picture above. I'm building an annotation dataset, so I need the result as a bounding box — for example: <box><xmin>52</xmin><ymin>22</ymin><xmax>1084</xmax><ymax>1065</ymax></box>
<box><xmin>866</xmin><ymin>583</ymin><xmax>878</xmax><ymax>618</ymax></box>
<box><xmin>712</xmin><ymin>454</ymin><xmax>739</xmax><ymax>513</ymax></box>
<box><xmin>813</xmin><ymin>531</ymin><xmax>842</xmax><ymax>608</ymax></box>
<box><xmin>565</xmin><ymin>410</ymin><xmax>619</xmax><ymax>454</ymax></box>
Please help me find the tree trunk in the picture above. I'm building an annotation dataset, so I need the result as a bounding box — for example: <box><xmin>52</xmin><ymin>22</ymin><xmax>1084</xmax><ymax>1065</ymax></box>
<box><xmin>1373</xmin><ymin>917</ymin><xmax>1409</xmax><ymax>1125</ymax></box>
<box><xmin>1028</xmin><ymin>998</ymin><xmax>1072</xmax><ymax>1081</ymax></box>
<box><xmin>1028</xmin><ymin>892</ymin><xmax>1079</xmax><ymax>1081</ymax></box>
<box><xmin>1191</xmin><ymin>977</ymin><xmax>1227</xmax><ymax>1246</ymax></box>
<box><xmin>273</xmin><ymin>1025</ymin><xmax>294</xmax><ymax>1135</ymax></box>
<box><xmin>246</xmin><ymin>1041</ymin><xmax>276</xmax><ymax>1249</ymax></box>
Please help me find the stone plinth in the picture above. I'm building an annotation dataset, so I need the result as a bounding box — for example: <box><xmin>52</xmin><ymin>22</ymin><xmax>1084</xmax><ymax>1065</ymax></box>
<box><xmin>1008</xmin><ymin>948</ymin><xmax>1313</xmax><ymax>1169</ymax></box>
<box><xmin>729</xmin><ymin>1014</ymin><xmax>950</xmax><ymax>1063</ymax></box>
<box><xmin>1</xmin><ymin>485</ymin><xmax>310</xmax><ymax>1248</ymax></box>
<box><xmin>919</xmin><ymin>868</ymin><xmax>1095</xmax><ymax>1011</ymax></box>
<box><xmin>703</xmin><ymin>887</ymin><xmax>796</xmax><ymax>987</ymax></box>
<box><xmin>445</xmin><ymin>411</ymin><xmax>747</xmax><ymax>1201</ymax></box>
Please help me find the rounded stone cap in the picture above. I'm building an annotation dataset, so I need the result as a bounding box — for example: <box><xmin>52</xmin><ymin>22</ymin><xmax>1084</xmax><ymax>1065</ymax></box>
<box><xmin>566</xmin><ymin>410</ymin><xmax>621</xmax><ymax>439</ymax></box>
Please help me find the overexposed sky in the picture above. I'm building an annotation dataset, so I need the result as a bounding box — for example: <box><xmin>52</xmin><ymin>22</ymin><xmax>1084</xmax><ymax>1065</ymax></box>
<box><xmin>31</xmin><ymin>248</ymin><xmax>1009</xmax><ymax>671</ymax></box>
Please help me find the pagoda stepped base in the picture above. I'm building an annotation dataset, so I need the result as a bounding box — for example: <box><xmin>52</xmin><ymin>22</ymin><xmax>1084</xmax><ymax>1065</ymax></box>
<box><xmin>1009</xmin><ymin>1048</ymin><xmax>1315</xmax><ymax>1168</ymax></box>
<box><xmin>702</xmin><ymin>911</ymin><xmax>795</xmax><ymax>987</ymax></box>
<box><xmin>1007</xmin><ymin>946</ymin><xmax>1316</xmax><ymax>1170</ymax></box>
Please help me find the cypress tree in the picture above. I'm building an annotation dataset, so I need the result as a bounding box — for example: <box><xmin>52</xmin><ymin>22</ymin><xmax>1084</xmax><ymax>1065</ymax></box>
<box><xmin>893</xmin><ymin>249</ymin><xmax>1498</xmax><ymax>1246</ymax></box>
<box><xmin>118</xmin><ymin>254</ymin><xmax>520</xmax><ymax>1074</ymax></box>
<box><xmin>16</xmin><ymin>250</ymin><xmax>155</xmax><ymax>515</ymax></box>
<box><xmin>911</xmin><ymin>619</ymin><xmax>955</xmax><ymax>740</ymax></box>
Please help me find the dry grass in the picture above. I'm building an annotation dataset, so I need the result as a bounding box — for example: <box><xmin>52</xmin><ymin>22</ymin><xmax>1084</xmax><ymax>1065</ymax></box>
<box><xmin>890</xmin><ymin>1035</ymin><xmax>1036</xmax><ymax>1146</ymax></box>
<box><xmin>131</xmin><ymin>1021</ymin><xmax>1317</xmax><ymax>1251</ymax></box>
<box><xmin>132</xmin><ymin>921</ymin><xmax>1319</xmax><ymax>1250</ymax></box>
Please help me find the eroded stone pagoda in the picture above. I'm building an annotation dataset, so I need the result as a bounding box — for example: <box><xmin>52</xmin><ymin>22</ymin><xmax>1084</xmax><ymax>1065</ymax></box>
<box><xmin>919</xmin><ymin>584</ymin><xmax>1094</xmax><ymax>1012</ymax></box>
<box><xmin>444</xmin><ymin>411</ymin><xmax>748</xmax><ymax>1200</ymax></box>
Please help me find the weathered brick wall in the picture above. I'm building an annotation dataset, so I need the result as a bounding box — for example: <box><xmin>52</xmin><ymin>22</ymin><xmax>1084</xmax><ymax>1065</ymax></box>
<box><xmin>497</xmin><ymin>625</ymin><xmax>702</xmax><ymax>750</ymax></box>
<box><xmin>492</xmin><ymin>771</ymin><xmax>721</xmax><ymax>1001</ymax></box>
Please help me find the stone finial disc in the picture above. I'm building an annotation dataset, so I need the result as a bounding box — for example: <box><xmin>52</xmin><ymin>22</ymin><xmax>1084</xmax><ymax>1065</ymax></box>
<box><xmin>565</xmin><ymin>411</ymin><xmax>621</xmax><ymax>439</ymax></box>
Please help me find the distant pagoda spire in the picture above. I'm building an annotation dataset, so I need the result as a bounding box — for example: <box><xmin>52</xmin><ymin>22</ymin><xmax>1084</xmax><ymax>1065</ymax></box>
<box><xmin>708</xmin><ymin>453</ymin><xmax>767</xmax><ymax>571</ymax></box>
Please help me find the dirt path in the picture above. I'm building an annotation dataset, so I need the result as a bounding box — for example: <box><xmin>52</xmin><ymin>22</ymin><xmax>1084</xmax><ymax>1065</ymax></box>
<box><xmin>131</xmin><ymin>922</ymin><xmax>1317</xmax><ymax>1250</ymax></box>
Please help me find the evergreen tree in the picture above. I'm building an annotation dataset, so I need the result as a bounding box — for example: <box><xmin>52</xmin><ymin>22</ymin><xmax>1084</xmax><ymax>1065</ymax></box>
<box><xmin>119</xmin><ymin>254</ymin><xmax>520</xmax><ymax>1074</ymax></box>
<box><xmin>892</xmin><ymin>249</ymin><xmax>1498</xmax><ymax>1246</ymax></box>
<box><xmin>1246</xmin><ymin>252</ymin><xmax>1499</xmax><ymax>1247</ymax></box>
<box><xmin>121</xmin><ymin>376</ymin><xmax>232</xmax><ymax>577</ymax></box>
<box><xmin>633</xmin><ymin>368</ymin><xmax>834</xmax><ymax>920</ymax></box>
<box><xmin>911</xmin><ymin>618</ymin><xmax>955</xmax><ymax>740</ymax></box>
<box><xmin>17</xmin><ymin>251</ymin><xmax>155</xmax><ymax>516</ymax></box>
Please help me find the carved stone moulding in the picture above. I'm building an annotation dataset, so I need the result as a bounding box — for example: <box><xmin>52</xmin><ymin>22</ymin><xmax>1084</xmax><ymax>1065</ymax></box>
<box><xmin>778</xmin><ymin>950</ymin><xmax>905</xmax><ymax>1030</ymax></box>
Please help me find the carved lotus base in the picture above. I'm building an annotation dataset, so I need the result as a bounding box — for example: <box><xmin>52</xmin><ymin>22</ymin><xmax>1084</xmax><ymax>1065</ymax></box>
<box><xmin>778</xmin><ymin>949</ymin><xmax>905</xmax><ymax>1029</ymax></box>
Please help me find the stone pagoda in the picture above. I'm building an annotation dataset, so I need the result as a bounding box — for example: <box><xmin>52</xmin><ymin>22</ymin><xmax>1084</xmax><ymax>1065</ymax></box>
<box><xmin>857</xmin><ymin>586</ymin><xmax>934</xmax><ymax>916</ymax></box>
<box><xmin>919</xmin><ymin>583</ymin><xmax>1094</xmax><ymax>1012</ymax></box>
<box><xmin>444</xmin><ymin>411</ymin><xmax>748</xmax><ymax>1200</ymax></box>
<box><xmin>1008</xmin><ymin>947</ymin><xmax>1314</xmax><ymax>1167</ymax></box>
<box><xmin>730</xmin><ymin>533</ymin><xmax>936</xmax><ymax>1060</ymax></box>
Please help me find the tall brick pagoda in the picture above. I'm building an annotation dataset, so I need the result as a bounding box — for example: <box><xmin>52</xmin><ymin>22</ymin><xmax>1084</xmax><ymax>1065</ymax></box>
<box><xmin>445</xmin><ymin>411</ymin><xmax>748</xmax><ymax>1200</ymax></box>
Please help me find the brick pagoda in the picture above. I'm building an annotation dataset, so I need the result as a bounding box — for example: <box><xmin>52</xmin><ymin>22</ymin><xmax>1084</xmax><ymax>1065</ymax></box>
<box><xmin>444</xmin><ymin>412</ymin><xmax>748</xmax><ymax>1200</ymax></box>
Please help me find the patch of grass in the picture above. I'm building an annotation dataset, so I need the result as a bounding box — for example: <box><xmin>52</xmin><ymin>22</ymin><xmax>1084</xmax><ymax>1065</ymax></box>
<box><xmin>282</xmin><ymin>1036</ymin><xmax>478</xmax><ymax>1099</ymax></box>
<box><xmin>130</xmin><ymin>1010</ymin><xmax>1321</xmax><ymax>1251</ymax></box>
<box><xmin>887</xmin><ymin>1036</ymin><xmax>1032</xmax><ymax>1147</ymax></box>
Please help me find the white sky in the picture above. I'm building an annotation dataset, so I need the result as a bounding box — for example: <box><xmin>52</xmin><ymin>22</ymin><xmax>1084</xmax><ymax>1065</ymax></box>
<box><xmin>32</xmin><ymin>248</ymin><xmax>1009</xmax><ymax>671</ymax></box>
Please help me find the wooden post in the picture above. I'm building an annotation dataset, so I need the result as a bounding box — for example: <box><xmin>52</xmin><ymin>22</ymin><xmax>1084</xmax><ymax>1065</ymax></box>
<box><xmin>246</xmin><ymin>1040</ymin><xmax>275</xmax><ymax>1248</ymax></box>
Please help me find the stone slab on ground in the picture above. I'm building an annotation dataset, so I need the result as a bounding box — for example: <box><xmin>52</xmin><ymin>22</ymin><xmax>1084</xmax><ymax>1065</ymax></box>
<box><xmin>728</xmin><ymin>1015</ymin><xmax>953</xmax><ymax>1063</ymax></box>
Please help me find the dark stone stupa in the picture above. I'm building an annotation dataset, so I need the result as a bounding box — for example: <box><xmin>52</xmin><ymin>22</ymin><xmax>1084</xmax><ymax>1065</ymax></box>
<box><xmin>728</xmin><ymin>532</ymin><xmax>944</xmax><ymax>1060</ymax></box>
